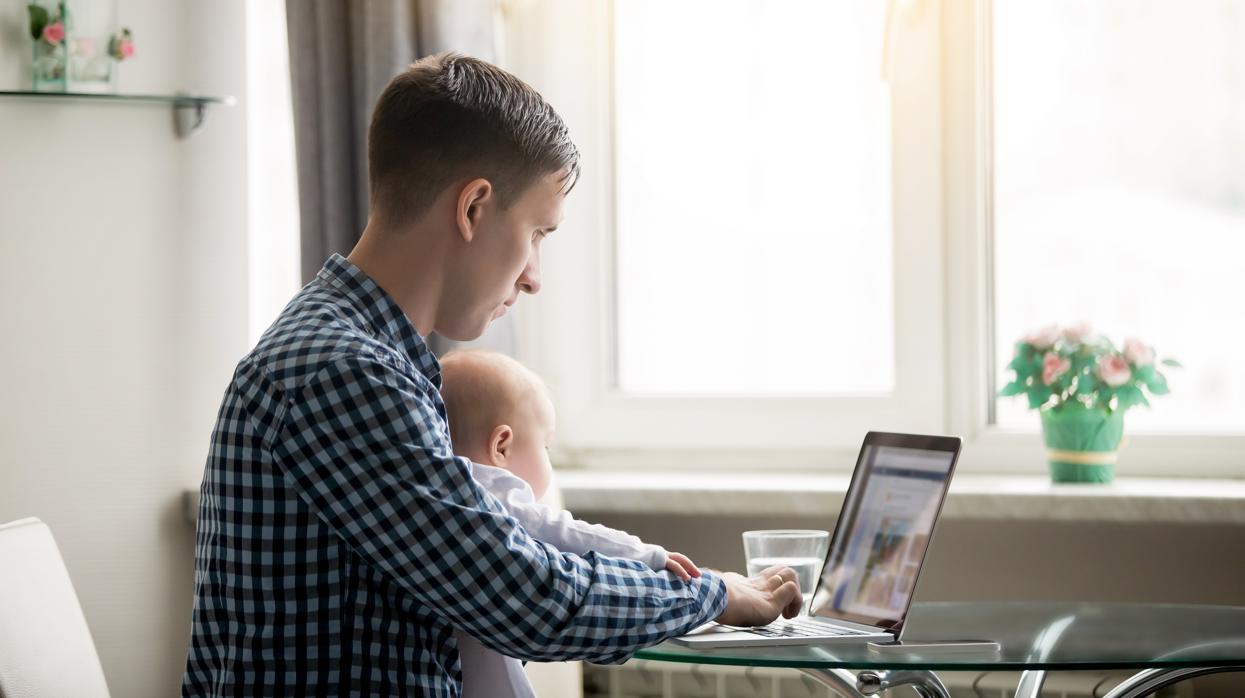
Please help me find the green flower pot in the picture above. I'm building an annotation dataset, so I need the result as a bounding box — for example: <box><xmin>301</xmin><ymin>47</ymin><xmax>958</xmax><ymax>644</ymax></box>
<box><xmin>1039</xmin><ymin>407</ymin><xmax>1124</xmax><ymax>483</ymax></box>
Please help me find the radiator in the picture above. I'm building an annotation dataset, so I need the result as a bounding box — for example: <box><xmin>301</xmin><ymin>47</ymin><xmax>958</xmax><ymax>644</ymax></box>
<box><xmin>583</xmin><ymin>660</ymin><xmax>1193</xmax><ymax>698</ymax></box>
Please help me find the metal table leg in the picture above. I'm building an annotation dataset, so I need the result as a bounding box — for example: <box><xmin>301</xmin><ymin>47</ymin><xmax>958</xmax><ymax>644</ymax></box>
<box><xmin>1014</xmin><ymin>614</ymin><xmax>1078</xmax><ymax>698</ymax></box>
<box><xmin>798</xmin><ymin>668</ymin><xmax>868</xmax><ymax>697</ymax></box>
<box><xmin>1014</xmin><ymin>669</ymin><xmax>1048</xmax><ymax>698</ymax></box>
<box><xmin>1101</xmin><ymin>666</ymin><xmax>1244</xmax><ymax>698</ymax></box>
<box><xmin>1013</xmin><ymin>665</ymin><xmax>1245</xmax><ymax>698</ymax></box>
<box><xmin>856</xmin><ymin>669</ymin><xmax>952</xmax><ymax>698</ymax></box>
<box><xmin>798</xmin><ymin>668</ymin><xmax>952</xmax><ymax>698</ymax></box>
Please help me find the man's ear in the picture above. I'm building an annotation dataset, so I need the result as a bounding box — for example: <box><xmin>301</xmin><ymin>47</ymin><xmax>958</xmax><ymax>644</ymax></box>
<box><xmin>488</xmin><ymin>424</ymin><xmax>513</xmax><ymax>466</ymax></box>
<box><xmin>455</xmin><ymin>178</ymin><xmax>494</xmax><ymax>244</ymax></box>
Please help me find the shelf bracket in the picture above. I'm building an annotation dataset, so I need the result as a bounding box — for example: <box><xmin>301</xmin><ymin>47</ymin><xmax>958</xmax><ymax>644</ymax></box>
<box><xmin>173</xmin><ymin>98</ymin><xmax>208</xmax><ymax>139</ymax></box>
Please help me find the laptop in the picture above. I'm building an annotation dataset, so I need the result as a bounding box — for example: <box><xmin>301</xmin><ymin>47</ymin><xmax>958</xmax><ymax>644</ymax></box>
<box><xmin>671</xmin><ymin>432</ymin><xmax>962</xmax><ymax>648</ymax></box>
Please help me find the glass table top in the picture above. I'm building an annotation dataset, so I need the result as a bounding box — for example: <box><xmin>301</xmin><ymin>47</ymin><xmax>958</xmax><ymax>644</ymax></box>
<box><xmin>636</xmin><ymin>602</ymin><xmax>1245</xmax><ymax>671</ymax></box>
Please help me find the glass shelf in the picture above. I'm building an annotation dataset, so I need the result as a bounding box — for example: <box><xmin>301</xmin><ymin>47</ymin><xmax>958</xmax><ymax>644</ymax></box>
<box><xmin>0</xmin><ymin>90</ymin><xmax>236</xmax><ymax>137</ymax></box>
<box><xmin>0</xmin><ymin>90</ymin><xmax>233</xmax><ymax>104</ymax></box>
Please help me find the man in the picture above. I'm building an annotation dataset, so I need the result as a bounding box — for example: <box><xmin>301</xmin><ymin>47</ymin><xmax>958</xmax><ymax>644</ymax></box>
<box><xmin>183</xmin><ymin>53</ymin><xmax>800</xmax><ymax>697</ymax></box>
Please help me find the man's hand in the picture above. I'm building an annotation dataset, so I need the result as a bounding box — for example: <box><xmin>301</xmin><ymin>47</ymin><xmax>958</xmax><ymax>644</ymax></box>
<box><xmin>714</xmin><ymin>566</ymin><xmax>803</xmax><ymax>627</ymax></box>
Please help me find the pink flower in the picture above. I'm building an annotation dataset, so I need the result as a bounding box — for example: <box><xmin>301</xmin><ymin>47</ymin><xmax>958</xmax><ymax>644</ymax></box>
<box><xmin>42</xmin><ymin>21</ymin><xmax>65</xmax><ymax>46</ymax></box>
<box><xmin>1123</xmin><ymin>338</ymin><xmax>1155</xmax><ymax>367</ymax></box>
<box><xmin>1097</xmin><ymin>353</ymin><xmax>1132</xmax><ymax>387</ymax></box>
<box><xmin>1042</xmin><ymin>352</ymin><xmax>1071</xmax><ymax>385</ymax></box>
<box><xmin>108</xmin><ymin>28</ymin><xmax>134</xmax><ymax>60</ymax></box>
<box><xmin>1023</xmin><ymin>325</ymin><xmax>1061</xmax><ymax>350</ymax></box>
<box><xmin>74</xmin><ymin>37</ymin><xmax>95</xmax><ymax>57</ymax></box>
<box><xmin>1062</xmin><ymin>322</ymin><xmax>1093</xmax><ymax>345</ymax></box>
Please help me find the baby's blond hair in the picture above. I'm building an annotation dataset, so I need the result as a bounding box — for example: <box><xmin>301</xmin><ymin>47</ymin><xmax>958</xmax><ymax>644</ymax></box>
<box><xmin>439</xmin><ymin>349</ymin><xmax>551</xmax><ymax>451</ymax></box>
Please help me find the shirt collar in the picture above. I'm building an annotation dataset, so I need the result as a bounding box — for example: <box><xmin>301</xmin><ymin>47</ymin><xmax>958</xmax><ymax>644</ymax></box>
<box><xmin>315</xmin><ymin>253</ymin><xmax>441</xmax><ymax>385</ymax></box>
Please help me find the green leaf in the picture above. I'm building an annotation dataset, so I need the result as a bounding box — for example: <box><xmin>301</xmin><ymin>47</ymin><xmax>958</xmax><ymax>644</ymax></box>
<box><xmin>1161</xmin><ymin>359</ymin><xmax>1183</xmax><ymax>368</ymax></box>
<box><xmin>999</xmin><ymin>381</ymin><xmax>1026</xmax><ymax>397</ymax></box>
<box><xmin>1114</xmin><ymin>389</ymin><xmax>1133</xmax><ymax>411</ymax></box>
<box><xmin>1116</xmin><ymin>385</ymin><xmax>1147</xmax><ymax>411</ymax></box>
<box><xmin>1145</xmin><ymin>371</ymin><xmax>1170</xmax><ymax>396</ymax></box>
<box><xmin>1074</xmin><ymin>370</ymin><xmax>1098</xmax><ymax>396</ymax></box>
<box><xmin>28</xmin><ymin>3</ymin><xmax>49</xmax><ymax>40</ymax></box>
<box><xmin>1069</xmin><ymin>358</ymin><xmax>1094</xmax><ymax>385</ymax></box>
<box><xmin>1007</xmin><ymin>353</ymin><xmax>1037</xmax><ymax>374</ymax></box>
<box><xmin>1027</xmin><ymin>385</ymin><xmax>1053</xmax><ymax>409</ymax></box>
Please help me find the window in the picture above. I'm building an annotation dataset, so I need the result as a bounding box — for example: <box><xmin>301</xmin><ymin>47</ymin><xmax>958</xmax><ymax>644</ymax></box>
<box><xmin>506</xmin><ymin>0</ymin><xmax>943</xmax><ymax>461</ymax></box>
<box><xmin>991</xmin><ymin>0</ymin><xmax>1245</xmax><ymax>433</ymax></box>
<box><xmin>245</xmin><ymin>0</ymin><xmax>301</xmax><ymax>344</ymax></box>
<box><xmin>505</xmin><ymin>0</ymin><xmax>1245</xmax><ymax>475</ymax></box>
<box><xmin>613</xmin><ymin>1</ymin><xmax>894</xmax><ymax>395</ymax></box>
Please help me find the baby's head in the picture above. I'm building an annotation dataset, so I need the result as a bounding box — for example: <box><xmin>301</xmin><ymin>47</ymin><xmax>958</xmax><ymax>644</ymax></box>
<box><xmin>439</xmin><ymin>350</ymin><xmax>556</xmax><ymax>498</ymax></box>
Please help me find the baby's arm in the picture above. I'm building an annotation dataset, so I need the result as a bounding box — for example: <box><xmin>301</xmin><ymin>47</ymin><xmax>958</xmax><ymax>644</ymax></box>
<box><xmin>518</xmin><ymin>503</ymin><xmax>701</xmax><ymax>580</ymax></box>
<box><xmin>477</xmin><ymin>465</ymin><xmax>698</xmax><ymax>577</ymax></box>
<box><xmin>523</xmin><ymin>503</ymin><xmax>664</xmax><ymax>566</ymax></box>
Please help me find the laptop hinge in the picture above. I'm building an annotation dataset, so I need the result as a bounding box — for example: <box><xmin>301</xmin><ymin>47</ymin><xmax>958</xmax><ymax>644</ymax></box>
<box><xmin>811</xmin><ymin>616</ymin><xmax>894</xmax><ymax>635</ymax></box>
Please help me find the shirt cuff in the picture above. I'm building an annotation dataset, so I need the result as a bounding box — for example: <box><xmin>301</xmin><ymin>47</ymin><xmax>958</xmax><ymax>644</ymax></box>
<box><xmin>692</xmin><ymin>570</ymin><xmax>729</xmax><ymax>628</ymax></box>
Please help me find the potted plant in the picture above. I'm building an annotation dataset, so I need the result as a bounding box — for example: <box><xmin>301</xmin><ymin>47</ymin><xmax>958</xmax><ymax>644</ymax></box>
<box><xmin>28</xmin><ymin>2</ymin><xmax>68</xmax><ymax>91</ymax></box>
<box><xmin>1000</xmin><ymin>324</ymin><xmax>1179</xmax><ymax>483</ymax></box>
<box><xmin>28</xmin><ymin>2</ymin><xmax>133</xmax><ymax>93</ymax></box>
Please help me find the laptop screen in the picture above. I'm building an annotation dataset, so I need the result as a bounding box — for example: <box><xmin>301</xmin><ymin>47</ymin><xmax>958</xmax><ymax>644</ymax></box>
<box><xmin>808</xmin><ymin>436</ymin><xmax>958</xmax><ymax>631</ymax></box>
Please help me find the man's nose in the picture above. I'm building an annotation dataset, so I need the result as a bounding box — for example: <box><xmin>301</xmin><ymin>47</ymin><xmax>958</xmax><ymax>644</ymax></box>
<box><xmin>519</xmin><ymin>256</ymin><xmax>542</xmax><ymax>295</ymax></box>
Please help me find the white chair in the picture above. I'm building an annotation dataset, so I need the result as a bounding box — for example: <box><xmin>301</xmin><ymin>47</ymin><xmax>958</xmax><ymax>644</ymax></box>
<box><xmin>0</xmin><ymin>517</ymin><xmax>110</xmax><ymax>698</ymax></box>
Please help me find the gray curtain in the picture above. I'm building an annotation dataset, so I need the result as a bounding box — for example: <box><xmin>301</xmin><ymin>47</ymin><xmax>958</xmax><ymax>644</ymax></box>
<box><xmin>286</xmin><ymin>0</ymin><xmax>513</xmax><ymax>355</ymax></box>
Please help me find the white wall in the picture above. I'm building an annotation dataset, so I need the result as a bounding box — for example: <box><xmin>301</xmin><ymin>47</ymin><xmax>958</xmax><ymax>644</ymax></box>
<box><xmin>586</xmin><ymin>512</ymin><xmax>1245</xmax><ymax>607</ymax></box>
<box><xmin>0</xmin><ymin>2</ymin><xmax>250</xmax><ymax>696</ymax></box>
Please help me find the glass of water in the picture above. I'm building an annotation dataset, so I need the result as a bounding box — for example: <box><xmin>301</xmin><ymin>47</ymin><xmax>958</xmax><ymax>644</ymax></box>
<box><xmin>742</xmin><ymin>529</ymin><xmax>830</xmax><ymax>615</ymax></box>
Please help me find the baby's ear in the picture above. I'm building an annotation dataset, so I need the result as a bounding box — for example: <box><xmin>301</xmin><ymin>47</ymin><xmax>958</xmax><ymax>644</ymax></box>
<box><xmin>489</xmin><ymin>424</ymin><xmax>514</xmax><ymax>465</ymax></box>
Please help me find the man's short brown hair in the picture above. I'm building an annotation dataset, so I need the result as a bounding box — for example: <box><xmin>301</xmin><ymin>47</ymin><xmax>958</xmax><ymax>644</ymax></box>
<box><xmin>367</xmin><ymin>52</ymin><xmax>580</xmax><ymax>227</ymax></box>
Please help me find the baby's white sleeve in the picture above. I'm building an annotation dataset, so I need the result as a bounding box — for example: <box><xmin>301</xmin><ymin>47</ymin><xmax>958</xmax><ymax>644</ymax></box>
<box><xmin>474</xmin><ymin>464</ymin><xmax>668</xmax><ymax>570</ymax></box>
<box><xmin>515</xmin><ymin>499</ymin><xmax>669</xmax><ymax>571</ymax></box>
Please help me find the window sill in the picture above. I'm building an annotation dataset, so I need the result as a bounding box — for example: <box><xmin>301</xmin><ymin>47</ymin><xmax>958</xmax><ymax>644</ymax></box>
<box><xmin>181</xmin><ymin>473</ymin><xmax>1245</xmax><ymax>526</ymax></box>
<box><xmin>553</xmin><ymin>471</ymin><xmax>1245</xmax><ymax>524</ymax></box>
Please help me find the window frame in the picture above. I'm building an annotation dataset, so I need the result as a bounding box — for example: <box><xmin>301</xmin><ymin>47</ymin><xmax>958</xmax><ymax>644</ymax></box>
<box><xmin>504</xmin><ymin>0</ymin><xmax>1245</xmax><ymax>477</ymax></box>
<box><xmin>942</xmin><ymin>0</ymin><xmax>1245</xmax><ymax>477</ymax></box>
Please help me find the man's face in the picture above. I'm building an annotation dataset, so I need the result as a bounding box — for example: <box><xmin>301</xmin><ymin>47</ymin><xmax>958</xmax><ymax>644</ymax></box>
<box><xmin>439</xmin><ymin>170</ymin><xmax>567</xmax><ymax>341</ymax></box>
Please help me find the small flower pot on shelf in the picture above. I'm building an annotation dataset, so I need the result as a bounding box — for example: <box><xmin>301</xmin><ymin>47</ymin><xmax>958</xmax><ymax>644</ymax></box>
<box><xmin>1000</xmin><ymin>324</ymin><xmax>1179</xmax><ymax>484</ymax></box>
<box><xmin>1039</xmin><ymin>406</ymin><xmax>1124</xmax><ymax>483</ymax></box>
<box><xmin>27</xmin><ymin>1</ymin><xmax>133</xmax><ymax>94</ymax></box>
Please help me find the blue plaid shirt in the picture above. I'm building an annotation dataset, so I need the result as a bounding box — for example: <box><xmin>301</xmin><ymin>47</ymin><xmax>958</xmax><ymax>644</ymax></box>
<box><xmin>182</xmin><ymin>255</ymin><xmax>726</xmax><ymax>696</ymax></box>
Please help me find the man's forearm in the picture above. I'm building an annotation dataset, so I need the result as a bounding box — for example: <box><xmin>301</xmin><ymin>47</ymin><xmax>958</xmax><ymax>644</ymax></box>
<box><xmin>459</xmin><ymin>549</ymin><xmax>727</xmax><ymax>664</ymax></box>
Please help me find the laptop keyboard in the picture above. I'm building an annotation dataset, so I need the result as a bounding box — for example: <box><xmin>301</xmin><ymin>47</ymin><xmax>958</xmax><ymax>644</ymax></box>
<box><xmin>749</xmin><ymin>617</ymin><xmax>869</xmax><ymax>638</ymax></box>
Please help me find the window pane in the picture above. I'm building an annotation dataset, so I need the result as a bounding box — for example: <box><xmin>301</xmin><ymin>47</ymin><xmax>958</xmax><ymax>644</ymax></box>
<box><xmin>993</xmin><ymin>1</ymin><xmax>1245</xmax><ymax>431</ymax></box>
<box><xmin>613</xmin><ymin>0</ymin><xmax>893</xmax><ymax>395</ymax></box>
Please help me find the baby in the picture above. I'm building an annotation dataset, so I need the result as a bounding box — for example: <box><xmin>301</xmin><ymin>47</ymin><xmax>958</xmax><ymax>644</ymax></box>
<box><xmin>438</xmin><ymin>349</ymin><xmax>700</xmax><ymax>698</ymax></box>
